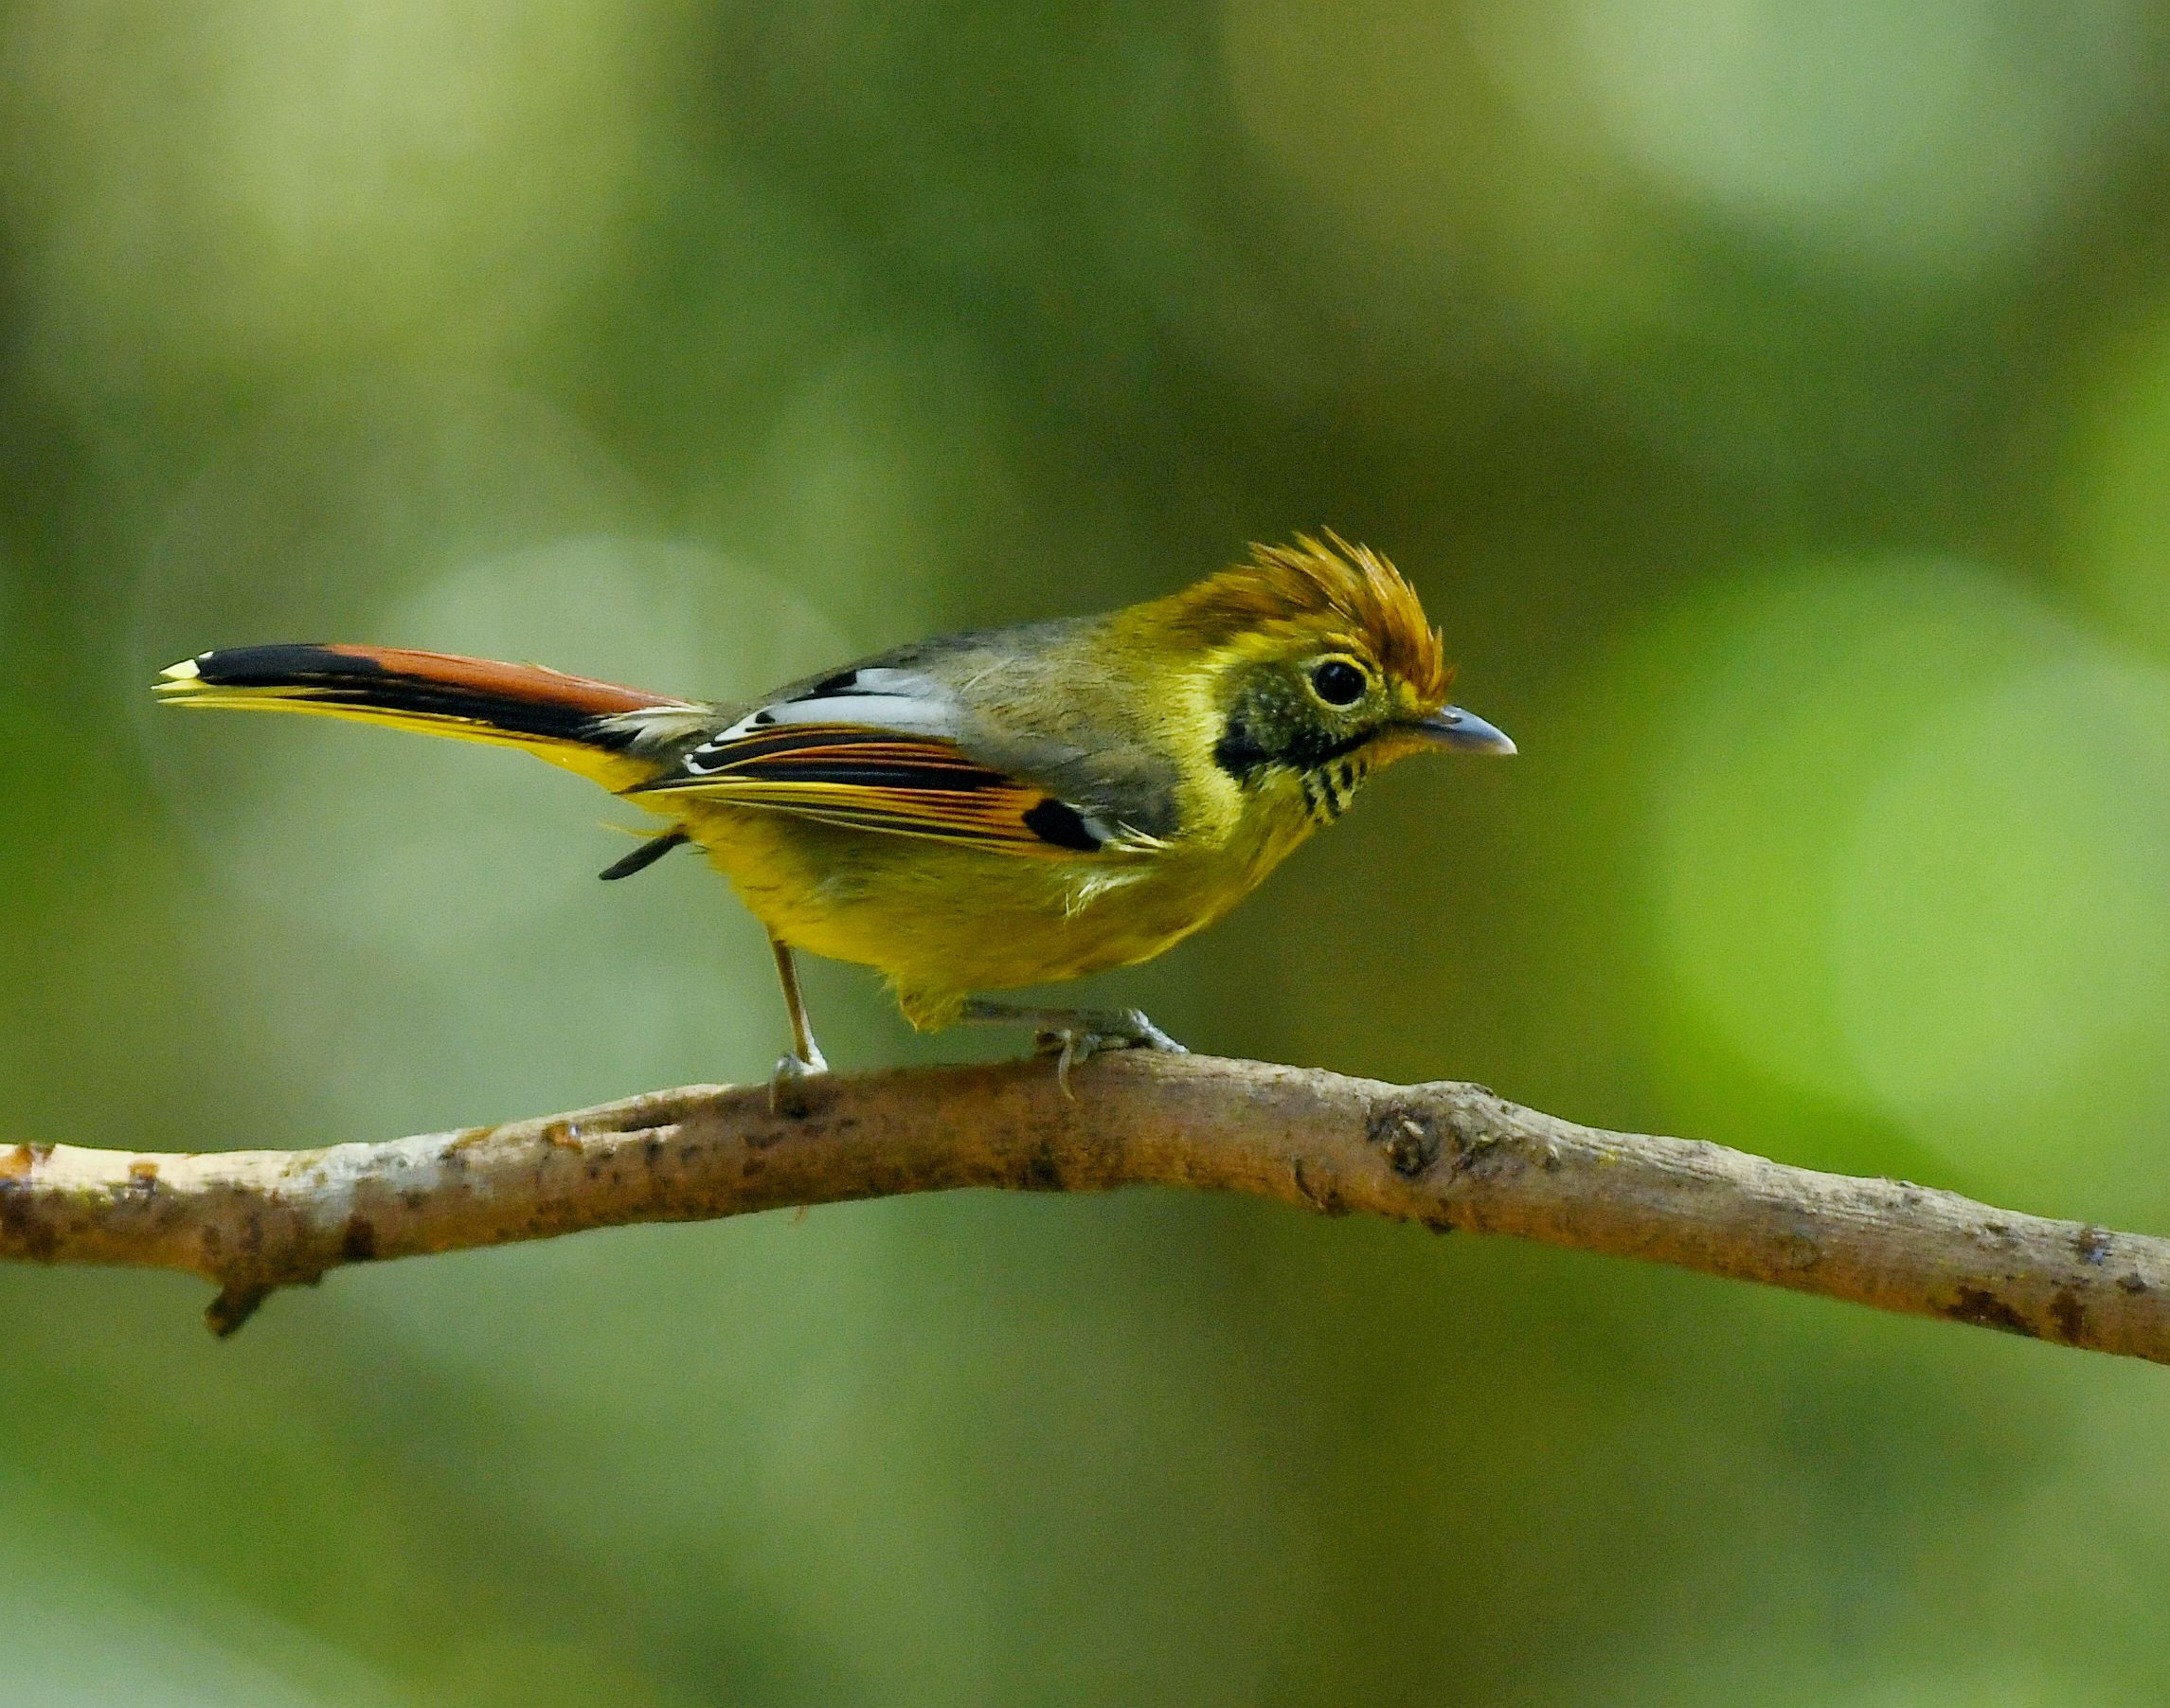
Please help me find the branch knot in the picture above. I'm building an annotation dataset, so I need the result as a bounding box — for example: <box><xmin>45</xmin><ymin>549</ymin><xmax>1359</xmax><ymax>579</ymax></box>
<box><xmin>1368</xmin><ymin>1105</ymin><xmax>1442</xmax><ymax>1178</ymax></box>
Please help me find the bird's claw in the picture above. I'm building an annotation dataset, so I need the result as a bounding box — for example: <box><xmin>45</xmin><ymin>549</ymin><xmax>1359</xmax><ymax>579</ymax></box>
<box><xmin>1032</xmin><ymin>1008</ymin><xmax>1187</xmax><ymax>1099</ymax></box>
<box><xmin>769</xmin><ymin>1051</ymin><xmax>826</xmax><ymax>1118</ymax></box>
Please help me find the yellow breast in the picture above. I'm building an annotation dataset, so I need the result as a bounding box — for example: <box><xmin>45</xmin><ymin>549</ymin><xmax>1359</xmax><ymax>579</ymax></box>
<box><xmin>667</xmin><ymin>788</ymin><xmax>1313</xmax><ymax>1029</ymax></box>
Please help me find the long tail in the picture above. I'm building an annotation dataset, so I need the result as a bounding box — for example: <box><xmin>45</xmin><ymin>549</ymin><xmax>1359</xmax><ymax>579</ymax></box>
<box><xmin>156</xmin><ymin>643</ymin><xmax>712</xmax><ymax>790</ymax></box>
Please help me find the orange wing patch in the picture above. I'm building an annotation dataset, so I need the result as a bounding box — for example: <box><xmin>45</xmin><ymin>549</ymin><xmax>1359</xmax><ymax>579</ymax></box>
<box><xmin>635</xmin><ymin>724</ymin><xmax>1107</xmax><ymax>854</ymax></box>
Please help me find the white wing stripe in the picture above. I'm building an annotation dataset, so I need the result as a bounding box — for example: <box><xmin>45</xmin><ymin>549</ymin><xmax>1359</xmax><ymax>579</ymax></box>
<box><xmin>686</xmin><ymin>669</ymin><xmax>964</xmax><ymax>773</ymax></box>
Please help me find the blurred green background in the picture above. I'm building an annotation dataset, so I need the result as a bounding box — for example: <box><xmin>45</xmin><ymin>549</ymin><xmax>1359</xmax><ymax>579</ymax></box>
<box><xmin>5</xmin><ymin>1</ymin><xmax>2170</xmax><ymax>1702</ymax></box>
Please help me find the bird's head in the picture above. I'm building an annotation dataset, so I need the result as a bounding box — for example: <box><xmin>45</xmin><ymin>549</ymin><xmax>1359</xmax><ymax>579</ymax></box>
<box><xmin>1154</xmin><ymin>533</ymin><xmax>1513</xmax><ymax>825</ymax></box>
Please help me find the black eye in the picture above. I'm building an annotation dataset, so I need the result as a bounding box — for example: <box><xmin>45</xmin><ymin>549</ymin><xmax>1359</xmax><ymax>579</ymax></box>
<box><xmin>1310</xmin><ymin>658</ymin><xmax>1367</xmax><ymax>706</ymax></box>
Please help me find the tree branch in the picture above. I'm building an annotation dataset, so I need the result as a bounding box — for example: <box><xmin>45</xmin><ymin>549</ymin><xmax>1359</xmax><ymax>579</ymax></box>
<box><xmin>3</xmin><ymin>1052</ymin><xmax>2165</xmax><ymax>1353</ymax></box>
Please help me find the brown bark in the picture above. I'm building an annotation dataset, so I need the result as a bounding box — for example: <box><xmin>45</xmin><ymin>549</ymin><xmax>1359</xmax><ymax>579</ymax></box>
<box><xmin>3</xmin><ymin>1052</ymin><xmax>2164</xmax><ymax>1353</ymax></box>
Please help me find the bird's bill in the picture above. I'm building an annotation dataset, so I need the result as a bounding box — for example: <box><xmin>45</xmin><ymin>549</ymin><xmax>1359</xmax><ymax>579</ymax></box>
<box><xmin>1414</xmin><ymin>705</ymin><xmax>1515</xmax><ymax>755</ymax></box>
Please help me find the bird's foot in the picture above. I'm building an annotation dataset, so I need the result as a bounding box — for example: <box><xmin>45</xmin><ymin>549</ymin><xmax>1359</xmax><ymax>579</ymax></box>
<box><xmin>959</xmin><ymin>1000</ymin><xmax>1185</xmax><ymax>1099</ymax></box>
<box><xmin>768</xmin><ymin>1048</ymin><xmax>828</xmax><ymax>1118</ymax></box>
<box><xmin>1036</xmin><ymin>1009</ymin><xmax>1188</xmax><ymax>1100</ymax></box>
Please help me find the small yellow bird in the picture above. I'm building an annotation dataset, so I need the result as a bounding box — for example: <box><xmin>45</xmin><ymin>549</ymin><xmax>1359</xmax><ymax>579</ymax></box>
<box><xmin>157</xmin><ymin>534</ymin><xmax>1512</xmax><ymax>1102</ymax></box>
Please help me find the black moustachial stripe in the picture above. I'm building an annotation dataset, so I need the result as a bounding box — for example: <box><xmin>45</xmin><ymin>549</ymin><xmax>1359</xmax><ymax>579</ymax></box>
<box><xmin>1213</xmin><ymin>716</ymin><xmax>1271</xmax><ymax>782</ymax></box>
<box><xmin>1022</xmin><ymin>797</ymin><xmax>1103</xmax><ymax>852</ymax></box>
<box><xmin>1214</xmin><ymin>712</ymin><xmax>1376</xmax><ymax>786</ymax></box>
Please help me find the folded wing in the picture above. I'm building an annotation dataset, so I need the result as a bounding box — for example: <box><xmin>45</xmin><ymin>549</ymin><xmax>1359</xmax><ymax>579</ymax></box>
<box><xmin>633</xmin><ymin>667</ymin><xmax>1127</xmax><ymax>855</ymax></box>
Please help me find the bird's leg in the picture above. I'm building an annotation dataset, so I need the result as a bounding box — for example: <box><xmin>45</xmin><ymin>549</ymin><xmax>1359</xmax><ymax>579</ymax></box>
<box><xmin>768</xmin><ymin>938</ymin><xmax>828</xmax><ymax>1117</ymax></box>
<box><xmin>956</xmin><ymin>999</ymin><xmax>1186</xmax><ymax>1099</ymax></box>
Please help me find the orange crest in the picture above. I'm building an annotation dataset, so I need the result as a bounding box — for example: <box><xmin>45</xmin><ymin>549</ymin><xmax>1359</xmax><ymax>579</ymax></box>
<box><xmin>1162</xmin><ymin>532</ymin><xmax>1450</xmax><ymax>707</ymax></box>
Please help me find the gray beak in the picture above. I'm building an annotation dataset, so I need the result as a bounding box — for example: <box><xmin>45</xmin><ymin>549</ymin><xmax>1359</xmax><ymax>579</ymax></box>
<box><xmin>1417</xmin><ymin>705</ymin><xmax>1516</xmax><ymax>755</ymax></box>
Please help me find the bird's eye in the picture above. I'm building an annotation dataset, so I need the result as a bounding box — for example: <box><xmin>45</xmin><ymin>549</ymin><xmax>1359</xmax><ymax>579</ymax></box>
<box><xmin>1309</xmin><ymin>658</ymin><xmax>1368</xmax><ymax>706</ymax></box>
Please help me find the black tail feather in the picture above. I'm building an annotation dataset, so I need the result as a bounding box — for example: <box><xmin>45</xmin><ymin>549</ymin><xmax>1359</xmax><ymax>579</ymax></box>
<box><xmin>598</xmin><ymin>828</ymin><xmax>690</xmax><ymax>881</ymax></box>
<box><xmin>172</xmin><ymin>643</ymin><xmax>686</xmax><ymax>752</ymax></box>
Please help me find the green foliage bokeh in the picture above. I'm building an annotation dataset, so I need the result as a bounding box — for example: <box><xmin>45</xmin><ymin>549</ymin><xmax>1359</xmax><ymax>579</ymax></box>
<box><xmin>5</xmin><ymin>2</ymin><xmax>2170</xmax><ymax>1702</ymax></box>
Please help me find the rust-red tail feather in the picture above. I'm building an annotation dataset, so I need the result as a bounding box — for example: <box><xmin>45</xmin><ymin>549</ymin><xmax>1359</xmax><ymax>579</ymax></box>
<box><xmin>155</xmin><ymin>643</ymin><xmax>703</xmax><ymax>787</ymax></box>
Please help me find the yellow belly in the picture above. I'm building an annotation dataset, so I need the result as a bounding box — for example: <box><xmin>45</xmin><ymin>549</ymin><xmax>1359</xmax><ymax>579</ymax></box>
<box><xmin>655</xmin><ymin>797</ymin><xmax>1301</xmax><ymax>1028</ymax></box>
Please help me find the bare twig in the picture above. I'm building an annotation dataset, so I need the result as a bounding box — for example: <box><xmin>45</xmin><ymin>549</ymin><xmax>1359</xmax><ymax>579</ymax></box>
<box><xmin>3</xmin><ymin>1053</ymin><xmax>2165</xmax><ymax>1354</ymax></box>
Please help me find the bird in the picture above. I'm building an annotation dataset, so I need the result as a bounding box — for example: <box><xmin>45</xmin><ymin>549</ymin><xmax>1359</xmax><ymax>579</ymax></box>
<box><xmin>156</xmin><ymin>533</ymin><xmax>1513</xmax><ymax>1106</ymax></box>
